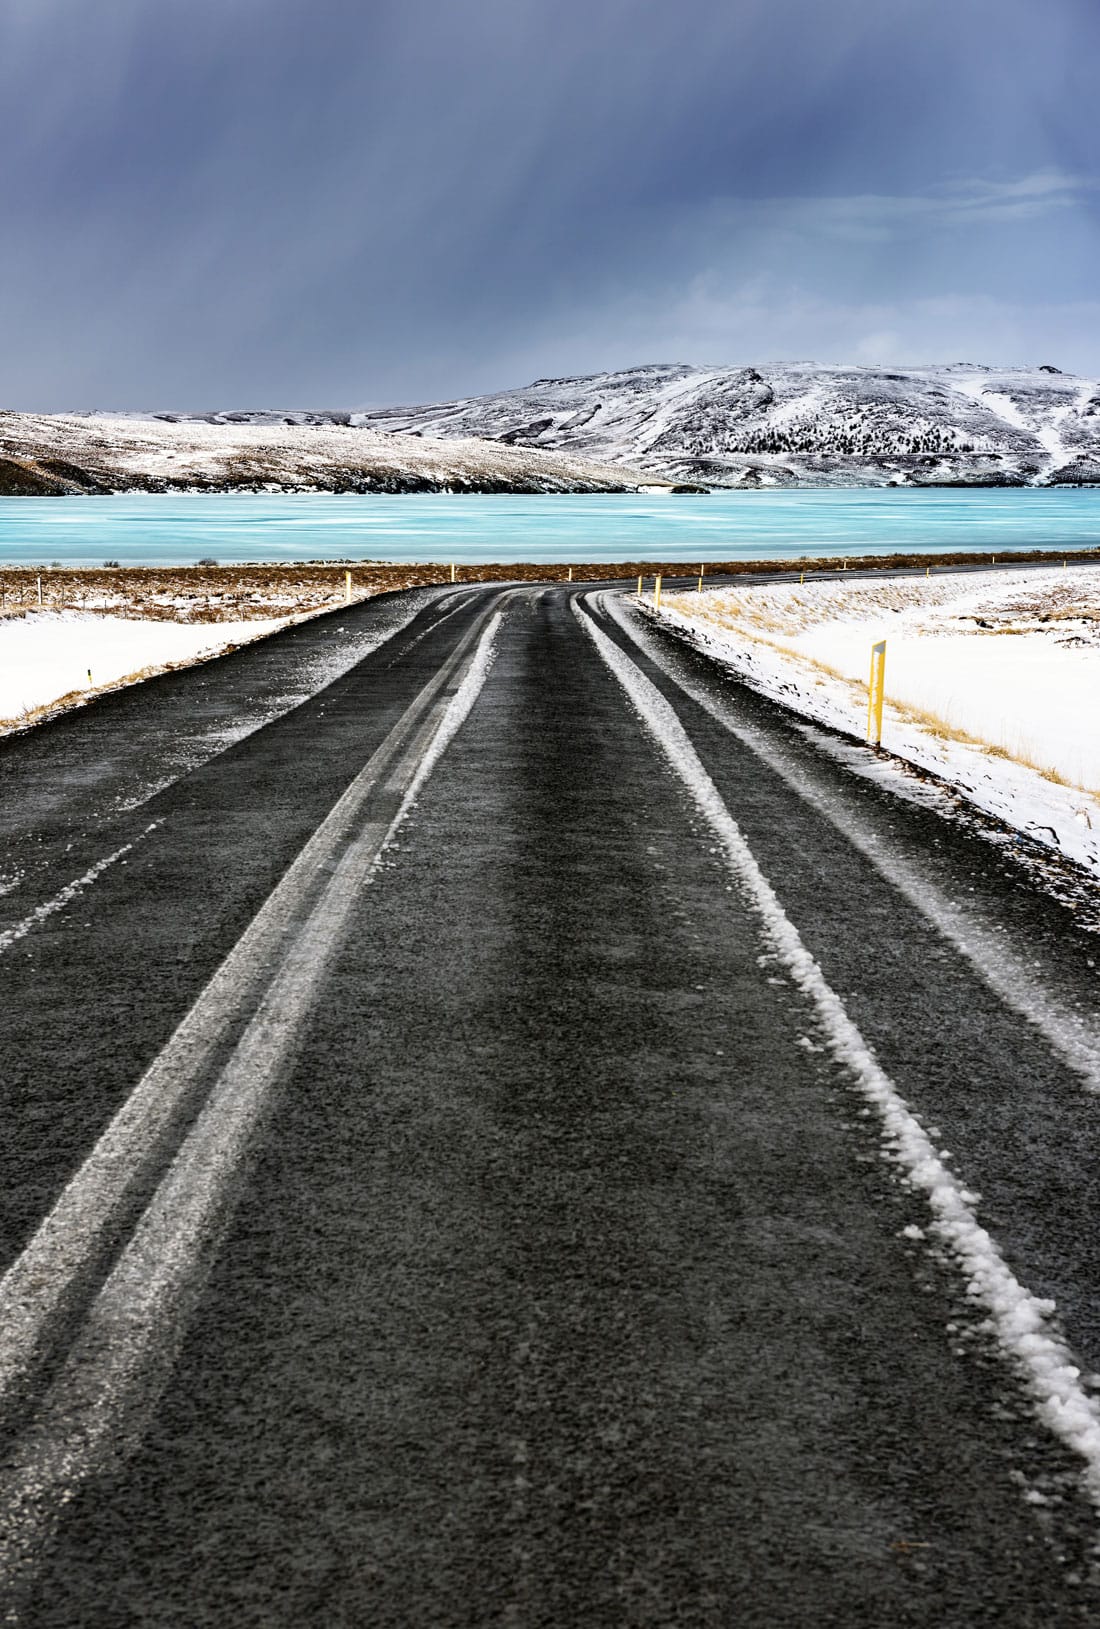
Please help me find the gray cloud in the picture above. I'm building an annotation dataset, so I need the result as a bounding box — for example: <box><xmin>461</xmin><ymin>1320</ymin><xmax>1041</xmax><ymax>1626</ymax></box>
<box><xmin>1</xmin><ymin>0</ymin><xmax>1097</xmax><ymax>407</ymax></box>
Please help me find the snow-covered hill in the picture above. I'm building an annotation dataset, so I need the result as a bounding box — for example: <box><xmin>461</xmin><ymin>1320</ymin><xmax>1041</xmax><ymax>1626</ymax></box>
<box><xmin>0</xmin><ymin>413</ymin><xmax>663</xmax><ymax>496</ymax></box>
<box><xmin>357</xmin><ymin>361</ymin><xmax>1100</xmax><ymax>488</ymax></box>
<box><xmin>7</xmin><ymin>362</ymin><xmax>1100</xmax><ymax>492</ymax></box>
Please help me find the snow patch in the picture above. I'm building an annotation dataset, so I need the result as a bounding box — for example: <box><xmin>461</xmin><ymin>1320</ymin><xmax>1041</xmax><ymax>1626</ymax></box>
<box><xmin>0</xmin><ymin>612</ymin><xmax>286</xmax><ymax>726</ymax></box>
<box><xmin>657</xmin><ymin>568</ymin><xmax>1100</xmax><ymax>878</ymax></box>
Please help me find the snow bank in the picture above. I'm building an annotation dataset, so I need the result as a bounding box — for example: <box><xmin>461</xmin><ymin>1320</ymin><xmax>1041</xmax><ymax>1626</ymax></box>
<box><xmin>0</xmin><ymin>611</ymin><xmax>286</xmax><ymax>725</ymax></box>
<box><xmin>657</xmin><ymin>568</ymin><xmax>1100</xmax><ymax>876</ymax></box>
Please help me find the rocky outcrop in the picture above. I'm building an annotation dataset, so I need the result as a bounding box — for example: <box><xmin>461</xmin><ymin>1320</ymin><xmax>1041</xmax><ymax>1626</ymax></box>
<box><xmin>358</xmin><ymin>361</ymin><xmax>1100</xmax><ymax>488</ymax></box>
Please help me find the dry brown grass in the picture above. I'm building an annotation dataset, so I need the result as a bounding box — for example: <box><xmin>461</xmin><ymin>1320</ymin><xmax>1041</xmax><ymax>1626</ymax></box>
<box><xmin>878</xmin><ymin>695</ymin><xmax>1095</xmax><ymax>789</ymax></box>
<box><xmin>1</xmin><ymin>547</ymin><xmax>1096</xmax><ymax>626</ymax></box>
<box><xmin>663</xmin><ymin>591</ymin><xmax>1099</xmax><ymax>796</ymax></box>
<box><xmin>0</xmin><ymin>564</ymin><xmax>453</xmax><ymax>623</ymax></box>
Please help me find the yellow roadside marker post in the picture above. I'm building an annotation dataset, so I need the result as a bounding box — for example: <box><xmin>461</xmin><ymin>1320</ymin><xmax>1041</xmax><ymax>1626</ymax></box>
<box><xmin>654</xmin><ymin>573</ymin><xmax>663</xmax><ymax>610</ymax></box>
<box><xmin>87</xmin><ymin>669</ymin><xmax>93</xmax><ymax>687</ymax></box>
<box><xmin>637</xmin><ymin>574</ymin><xmax>644</xmax><ymax>597</ymax></box>
<box><xmin>345</xmin><ymin>570</ymin><xmax>352</xmax><ymax>603</ymax></box>
<box><xmin>568</xmin><ymin>565</ymin><xmax>573</xmax><ymax>581</ymax></box>
<box><xmin>867</xmin><ymin>640</ymin><xmax>886</xmax><ymax>747</ymax></box>
<box><xmin>697</xmin><ymin>565</ymin><xmax>704</xmax><ymax>592</ymax></box>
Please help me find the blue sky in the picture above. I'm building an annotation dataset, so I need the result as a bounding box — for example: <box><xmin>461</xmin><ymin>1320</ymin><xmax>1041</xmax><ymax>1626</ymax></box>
<box><xmin>2</xmin><ymin>0</ymin><xmax>1097</xmax><ymax>408</ymax></box>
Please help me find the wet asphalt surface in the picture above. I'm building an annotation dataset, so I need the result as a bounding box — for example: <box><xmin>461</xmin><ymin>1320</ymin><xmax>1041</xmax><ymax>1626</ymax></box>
<box><xmin>2</xmin><ymin>580</ymin><xmax>1100</xmax><ymax>1624</ymax></box>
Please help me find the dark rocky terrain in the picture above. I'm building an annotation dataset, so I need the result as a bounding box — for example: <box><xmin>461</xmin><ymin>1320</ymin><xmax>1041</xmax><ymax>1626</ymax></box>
<box><xmin>359</xmin><ymin>360</ymin><xmax>1100</xmax><ymax>488</ymax></box>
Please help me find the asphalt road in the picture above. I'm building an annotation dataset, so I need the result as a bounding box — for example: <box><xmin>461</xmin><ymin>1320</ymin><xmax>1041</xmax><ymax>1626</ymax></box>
<box><xmin>1</xmin><ymin>579</ymin><xmax>1100</xmax><ymax>1625</ymax></box>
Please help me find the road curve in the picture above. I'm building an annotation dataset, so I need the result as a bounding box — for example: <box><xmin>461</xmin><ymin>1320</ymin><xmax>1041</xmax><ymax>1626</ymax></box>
<box><xmin>1</xmin><ymin>581</ymin><xmax>1099</xmax><ymax>1625</ymax></box>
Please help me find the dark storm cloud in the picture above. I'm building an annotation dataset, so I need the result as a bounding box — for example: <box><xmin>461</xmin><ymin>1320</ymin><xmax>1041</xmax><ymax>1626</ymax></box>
<box><xmin>1</xmin><ymin>0</ymin><xmax>1098</xmax><ymax>407</ymax></box>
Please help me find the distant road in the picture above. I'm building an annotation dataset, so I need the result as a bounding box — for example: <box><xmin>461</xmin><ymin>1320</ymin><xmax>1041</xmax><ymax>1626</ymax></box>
<box><xmin>1</xmin><ymin>579</ymin><xmax>1099</xmax><ymax>1625</ymax></box>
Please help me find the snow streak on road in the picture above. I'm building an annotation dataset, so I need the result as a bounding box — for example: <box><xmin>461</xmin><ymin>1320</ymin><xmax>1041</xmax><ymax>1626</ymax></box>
<box><xmin>577</xmin><ymin>596</ymin><xmax>1100</xmax><ymax>1502</ymax></box>
<box><xmin>0</xmin><ymin>579</ymin><xmax>1098</xmax><ymax>1625</ymax></box>
<box><xmin>0</xmin><ymin>596</ymin><xmax>504</xmax><ymax>1606</ymax></box>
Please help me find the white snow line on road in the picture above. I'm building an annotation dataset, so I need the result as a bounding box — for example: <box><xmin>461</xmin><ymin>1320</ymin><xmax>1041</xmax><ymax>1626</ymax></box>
<box><xmin>0</xmin><ymin>588</ymin><xmax>449</xmax><ymax>847</ymax></box>
<box><xmin>390</xmin><ymin>588</ymin><xmax>482</xmax><ymax>659</ymax></box>
<box><xmin>390</xmin><ymin>614</ymin><xmax>499</xmax><ymax>821</ymax></box>
<box><xmin>0</xmin><ymin>823</ymin><xmax>161</xmax><ymax>958</ymax></box>
<box><xmin>576</xmin><ymin>598</ymin><xmax>1100</xmax><ymax>1510</ymax></box>
<box><xmin>0</xmin><ymin>608</ymin><xmax>502</xmax><ymax>1590</ymax></box>
<box><xmin>602</xmin><ymin>592</ymin><xmax>1100</xmax><ymax>1094</ymax></box>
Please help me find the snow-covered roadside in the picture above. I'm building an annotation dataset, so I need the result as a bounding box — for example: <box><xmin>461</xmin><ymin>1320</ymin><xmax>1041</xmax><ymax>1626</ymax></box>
<box><xmin>654</xmin><ymin>568</ymin><xmax>1100</xmax><ymax>879</ymax></box>
<box><xmin>0</xmin><ymin>611</ymin><xmax>289</xmax><ymax>728</ymax></box>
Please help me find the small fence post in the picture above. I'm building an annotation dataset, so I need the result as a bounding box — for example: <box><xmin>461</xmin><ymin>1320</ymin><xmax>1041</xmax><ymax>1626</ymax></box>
<box><xmin>654</xmin><ymin>573</ymin><xmax>662</xmax><ymax>610</ymax></box>
<box><xmin>866</xmin><ymin>640</ymin><xmax>886</xmax><ymax>747</ymax></box>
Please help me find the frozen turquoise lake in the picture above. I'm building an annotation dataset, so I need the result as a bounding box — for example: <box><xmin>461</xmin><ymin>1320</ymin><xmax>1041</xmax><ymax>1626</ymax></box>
<box><xmin>0</xmin><ymin>489</ymin><xmax>1098</xmax><ymax>566</ymax></box>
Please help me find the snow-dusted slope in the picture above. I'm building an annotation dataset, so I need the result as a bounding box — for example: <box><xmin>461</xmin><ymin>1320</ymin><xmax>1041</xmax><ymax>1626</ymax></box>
<box><xmin>358</xmin><ymin>361</ymin><xmax>1100</xmax><ymax>488</ymax></box>
<box><xmin>0</xmin><ymin>413</ymin><xmax>663</xmax><ymax>496</ymax></box>
<box><xmin>7</xmin><ymin>362</ymin><xmax>1100</xmax><ymax>492</ymax></box>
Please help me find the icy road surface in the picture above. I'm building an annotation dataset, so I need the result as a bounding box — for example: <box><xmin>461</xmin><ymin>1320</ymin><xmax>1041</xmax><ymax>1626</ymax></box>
<box><xmin>0</xmin><ymin>581</ymin><xmax>1099</xmax><ymax>1624</ymax></box>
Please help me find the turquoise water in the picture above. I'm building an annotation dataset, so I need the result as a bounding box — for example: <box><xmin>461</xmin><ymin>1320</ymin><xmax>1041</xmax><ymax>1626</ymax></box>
<box><xmin>0</xmin><ymin>489</ymin><xmax>1098</xmax><ymax>566</ymax></box>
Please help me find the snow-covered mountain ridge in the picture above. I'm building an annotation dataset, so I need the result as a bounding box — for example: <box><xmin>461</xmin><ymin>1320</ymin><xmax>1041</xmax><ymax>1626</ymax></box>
<box><xmin>355</xmin><ymin>361</ymin><xmax>1100</xmax><ymax>488</ymax></box>
<box><xmin>7</xmin><ymin>362</ymin><xmax>1100</xmax><ymax>491</ymax></box>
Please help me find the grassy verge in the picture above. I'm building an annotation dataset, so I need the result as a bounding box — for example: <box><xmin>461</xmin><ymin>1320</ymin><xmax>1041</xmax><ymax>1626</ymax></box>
<box><xmin>0</xmin><ymin>545</ymin><xmax>1098</xmax><ymax>620</ymax></box>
